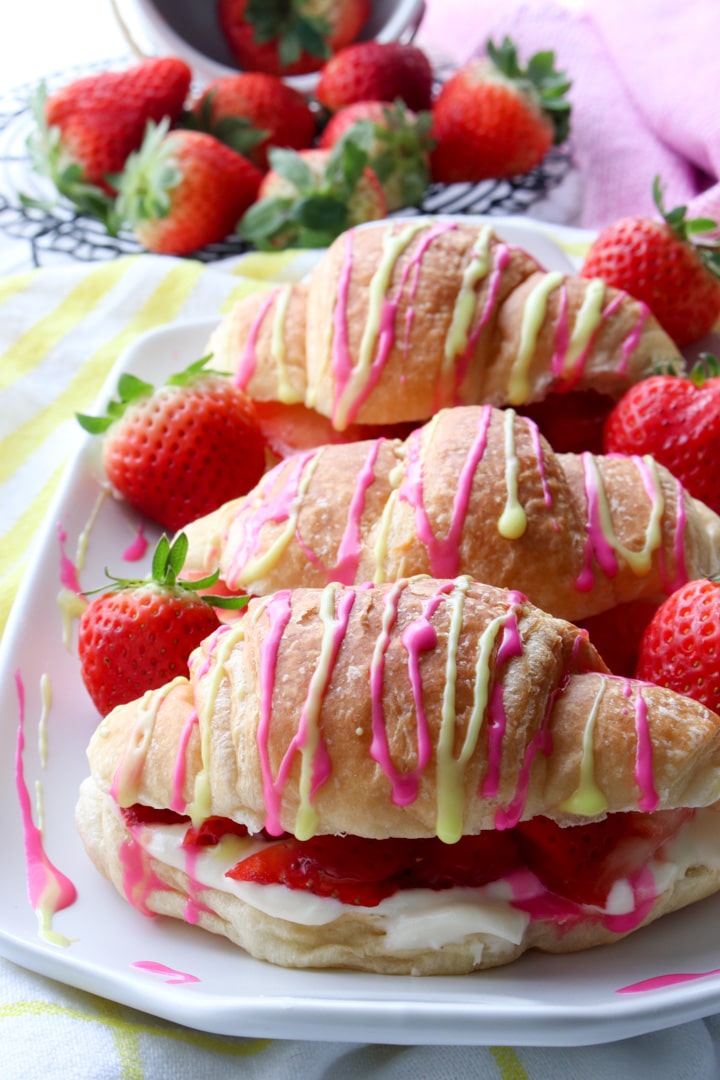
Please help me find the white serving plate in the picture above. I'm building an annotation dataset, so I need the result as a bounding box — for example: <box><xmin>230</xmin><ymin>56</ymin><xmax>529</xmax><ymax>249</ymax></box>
<box><xmin>3</xmin><ymin>217</ymin><xmax>720</xmax><ymax>1046</ymax></box>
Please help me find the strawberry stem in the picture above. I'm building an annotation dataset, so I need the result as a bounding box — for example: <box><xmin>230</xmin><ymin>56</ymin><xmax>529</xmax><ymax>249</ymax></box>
<box><xmin>486</xmin><ymin>36</ymin><xmax>572</xmax><ymax>145</ymax></box>
<box><xmin>653</xmin><ymin>175</ymin><xmax>720</xmax><ymax>280</ymax></box>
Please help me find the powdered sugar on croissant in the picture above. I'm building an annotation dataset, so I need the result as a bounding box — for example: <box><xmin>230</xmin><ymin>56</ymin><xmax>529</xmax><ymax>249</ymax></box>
<box><xmin>208</xmin><ymin>219</ymin><xmax>682</xmax><ymax>428</ymax></box>
<box><xmin>182</xmin><ymin>404</ymin><xmax>720</xmax><ymax>622</ymax></box>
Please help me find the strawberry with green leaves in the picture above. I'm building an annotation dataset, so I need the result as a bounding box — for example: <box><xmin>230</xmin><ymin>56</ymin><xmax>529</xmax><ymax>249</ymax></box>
<box><xmin>77</xmin><ymin>356</ymin><xmax>266</xmax><ymax>533</ymax></box>
<box><xmin>581</xmin><ymin>178</ymin><xmax>720</xmax><ymax>347</ymax></box>
<box><xmin>430</xmin><ymin>37</ymin><xmax>571</xmax><ymax>183</ymax></box>
<box><xmin>318</xmin><ymin>99</ymin><xmax>433</xmax><ymax>211</ymax></box>
<box><xmin>635</xmin><ymin>579</ymin><xmax>720</xmax><ymax>716</ymax></box>
<box><xmin>602</xmin><ymin>354</ymin><xmax>720</xmax><ymax>516</ymax></box>
<box><xmin>218</xmin><ymin>0</ymin><xmax>370</xmax><ymax>76</ymax></box>
<box><xmin>27</xmin><ymin>57</ymin><xmax>192</xmax><ymax>225</ymax></box>
<box><xmin>238</xmin><ymin>133</ymin><xmax>386</xmax><ymax>250</ymax></box>
<box><xmin>78</xmin><ymin>533</ymin><xmax>247</xmax><ymax>716</ymax></box>
<box><xmin>315</xmin><ymin>40</ymin><xmax>434</xmax><ymax>113</ymax></box>
<box><xmin>185</xmin><ymin>72</ymin><xmax>317</xmax><ymax>171</ymax></box>
<box><xmin>115</xmin><ymin>119</ymin><xmax>263</xmax><ymax>255</ymax></box>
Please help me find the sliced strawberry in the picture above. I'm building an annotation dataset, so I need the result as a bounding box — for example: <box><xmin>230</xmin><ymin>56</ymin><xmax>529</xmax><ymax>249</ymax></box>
<box><xmin>121</xmin><ymin>804</ymin><xmax>189</xmax><ymax>829</ymax></box>
<box><xmin>183</xmin><ymin>816</ymin><xmax>251</xmax><ymax>847</ymax></box>
<box><xmin>516</xmin><ymin>809</ymin><xmax>692</xmax><ymax>907</ymax></box>
<box><xmin>402</xmin><ymin>833</ymin><xmax>521</xmax><ymax>890</ymax></box>
<box><xmin>253</xmin><ymin>401</ymin><xmax>420</xmax><ymax>460</ymax></box>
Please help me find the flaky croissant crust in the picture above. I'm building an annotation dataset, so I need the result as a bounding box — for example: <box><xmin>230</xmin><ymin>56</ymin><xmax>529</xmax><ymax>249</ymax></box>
<box><xmin>209</xmin><ymin>218</ymin><xmax>682</xmax><ymax>428</ymax></box>
<box><xmin>86</xmin><ymin>577</ymin><xmax>720</xmax><ymax>844</ymax></box>
<box><xmin>182</xmin><ymin>405</ymin><xmax>720</xmax><ymax>623</ymax></box>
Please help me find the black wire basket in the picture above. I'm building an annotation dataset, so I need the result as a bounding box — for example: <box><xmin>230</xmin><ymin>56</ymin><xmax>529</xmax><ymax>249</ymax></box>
<box><xmin>0</xmin><ymin>59</ymin><xmax>574</xmax><ymax>268</ymax></box>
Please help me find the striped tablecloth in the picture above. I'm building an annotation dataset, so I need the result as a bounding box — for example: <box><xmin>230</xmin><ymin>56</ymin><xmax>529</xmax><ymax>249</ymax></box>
<box><xmin>2</xmin><ymin>250</ymin><xmax>720</xmax><ymax>1079</ymax></box>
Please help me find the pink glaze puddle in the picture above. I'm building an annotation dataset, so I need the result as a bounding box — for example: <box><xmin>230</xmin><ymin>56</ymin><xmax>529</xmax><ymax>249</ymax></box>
<box><xmin>617</xmin><ymin>969</ymin><xmax>720</xmax><ymax>994</ymax></box>
<box><xmin>14</xmin><ymin>671</ymin><xmax>78</xmax><ymax>937</ymax></box>
<box><xmin>131</xmin><ymin>960</ymin><xmax>200</xmax><ymax>985</ymax></box>
<box><xmin>56</xmin><ymin>524</ymin><xmax>82</xmax><ymax>594</ymax></box>
<box><xmin>122</xmin><ymin>523</ymin><xmax>149</xmax><ymax>562</ymax></box>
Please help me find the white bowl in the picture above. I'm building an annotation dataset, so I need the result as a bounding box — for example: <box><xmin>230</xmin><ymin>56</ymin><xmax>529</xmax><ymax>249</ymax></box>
<box><xmin>113</xmin><ymin>0</ymin><xmax>427</xmax><ymax>95</ymax></box>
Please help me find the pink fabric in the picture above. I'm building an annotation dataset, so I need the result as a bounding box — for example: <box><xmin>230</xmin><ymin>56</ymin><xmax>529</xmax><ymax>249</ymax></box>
<box><xmin>416</xmin><ymin>0</ymin><xmax>720</xmax><ymax>229</ymax></box>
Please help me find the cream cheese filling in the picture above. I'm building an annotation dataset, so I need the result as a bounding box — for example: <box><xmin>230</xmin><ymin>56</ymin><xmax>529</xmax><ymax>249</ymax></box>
<box><xmin>134</xmin><ymin>807</ymin><xmax>720</xmax><ymax>953</ymax></box>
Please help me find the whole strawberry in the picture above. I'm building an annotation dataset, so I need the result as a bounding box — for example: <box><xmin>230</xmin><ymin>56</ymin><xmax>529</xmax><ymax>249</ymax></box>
<box><xmin>315</xmin><ymin>41</ymin><xmax>434</xmax><ymax>113</ymax></box>
<box><xmin>239</xmin><ymin>137</ymin><xmax>386</xmax><ymax>249</ymax></box>
<box><xmin>635</xmin><ymin>578</ymin><xmax>720</xmax><ymax>716</ymax></box>
<box><xmin>602</xmin><ymin>355</ymin><xmax>720</xmax><ymax>515</ymax></box>
<box><xmin>28</xmin><ymin>58</ymin><xmax>192</xmax><ymax>221</ymax></box>
<box><xmin>581</xmin><ymin>178</ymin><xmax>720</xmax><ymax>347</ymax></box>
<box><xmin>115</xmin><ymin>120</ymin><xmax>263</xmax><ymax>255</ymax></box>
<box><xmin>77</xmin><ymin>356</ymin><xmax>266</xmax><ymax>532</ymax></box>
<box><xmin>218</xmin><ymin>0</ymin><xmax>370</xmax><ymax>76</ymax></box>
<box><xmin>78</xmin><ymin>533</ymin><xmax>246</xmax><ymax>715</ymax></box>
<box><xmin>186</xmin><ymin>72</ymin><xmax>317</xmax><ymax>170</ymax></box>
<box><xmin>318</xmin><ymin>99</ymin><xmax>433</xmax><ymax>211</ymax></box>
<box><xmin>430</xmin><ymin>37</ymin><xmax>571</xmax><ymax>183</ymax></box>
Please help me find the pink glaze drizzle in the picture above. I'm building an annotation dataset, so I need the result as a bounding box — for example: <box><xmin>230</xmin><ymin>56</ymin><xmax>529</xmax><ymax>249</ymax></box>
<box><xmin>256</xmin><ymin>591</ymin><xmax>294</xmax><ymax>835</ymax></box>
<box><xmin>14</xmin><ymin>671</ymin><xmax>78</xmax><ymax>941</ymax></box>
<box><xmin>119</xmin><ymin>830</ymin><xmax>171</xmax><ymax>917</ymax></box>
<box><xmin>618</xmin><ymin>970</ymin><xmax>720</xmax><ymax>994</ymax></box>
<box><xmin>480</xmin><ymin>606</ymin><xmax>524</xmax><ymax>798</ymax></box>
<box><xmin>56</xmin><ymin>524</ymin><xmax>81</xmax><ymax>594</ymax></box>
<box><xmin>233</xmin><ymin>288</ymin><xmax>278</xmax><ymax>389</ymax></box>
<box><xmin>624</xmin><ymin>678</ymin><xmax>659</xmax><ymax>813</ymax></box>
<box><xmin>131</xmin><ymin>960</ymin><xmax>200</xmax><ymax>985</ymax></box>
<box><xmin>171</xmin><ymin>709</ymin><xmax>199</xmax><ymax>814</ymax></box>
<box><xmin>122</xmin><ymin>523</ymin><xmax>148</xmax><ymax>562</ymax></box>
<box><xmin>525</xmin><ymin>415</ymin><xmax>554</xmax><ymax>511</ymax></box>
<box><xmin>398</xmin><ymin>405</ymin><xmax>493</xmax><ymax>577</ymax></box>
<box><xmin>333</xmin><ymin>437</ymin><xmax>384</xmax><ymax>583</ymax></box>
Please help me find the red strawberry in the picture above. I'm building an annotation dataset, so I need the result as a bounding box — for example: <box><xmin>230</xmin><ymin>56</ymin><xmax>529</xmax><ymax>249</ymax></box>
<box><xmin>315</xmin><ymin>41</ymin><xmax>434</xmax><ymax>113</ymax></box>
<box><xmin>239</xmin><ymin>138</ymin><xmax>386</xmax><ymax>250</ymax></box>
<box><xmin>516</xmin><ymin>809</ymin><xmax>692</xmax><ymax>908</ymax></box>
<box><xmin>430</xmin><ymin>37</ymin><xmax>571</xmax><ymax>183</ymax></box>
<box><xmin>115</xmin><ymin>121</ymin><xmax>263</xmax><ymax>255</ymax></box>
<box><xmin>602</xmin><ymin>355</ymin><xmax>720</xmax><ymax>516</ymax></box>
<box><xmin>187</xmin><ymin>72</ymin><xmax>316</xmax><ymax>170</ymax></box>
<box><xmin>581</xmin><ymin>179</ymin><xmax>720</xmax><ymax>347</ymax></box>
<box><xmin>28</xmin><ymin>58</ymin><xmax>192</xmax><ymax>220</ymax></box>
<box><xmin>78</xmin><ymin>533</ymin><xmax>246</xmax><ymax>716</ymax></box>
<box><xmin>227</xmin><ymin>831</ymin><xmax>520</xmax><ymax>905</ymax></box>
<box><xmin>76</xmin><ymin>356</ymin><xmax>266</xmax><ymax>532</ymax></box>
<box><xmin>218</xmin><ymin>0</ymin><xmax>370</xmax><ymax>76</ymax></box>
<box><xmin>318</xmin><ymin>99</ymin><xmax>433</xmax><ymax>211</ymax></box>
<box><xmin>635</xmin><ymin>579</ymin><xmax>720</xmax><ymax>715</ymax></box>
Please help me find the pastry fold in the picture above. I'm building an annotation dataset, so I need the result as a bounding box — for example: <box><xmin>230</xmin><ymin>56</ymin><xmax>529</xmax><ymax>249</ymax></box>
<box><xmin>182</xmin><ymin>404</ymin><xmax>720</xmax><ymax>622</ymax></box>
<box><xmin>77</xmin><ymin>577</ymin><xmax>720</xmax><ymax>973</ymax></box>
<box><xmin>208</xmin><ymin>218</ymin><xmax>682</xmax><ymax>428</ymax></box>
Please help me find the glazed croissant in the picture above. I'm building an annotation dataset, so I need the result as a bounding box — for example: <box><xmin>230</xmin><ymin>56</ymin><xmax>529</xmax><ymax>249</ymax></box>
<box><xmin>76</xmin><ymin>577</ymin><xmax>720</xmax><ymax>974</ymax></box>
<box><xmin>208</xmin><ymin>218</ymin><xmax>682</xmax><ymax>429</ymax></box>
<box><xmin>182</xmin><ymin>404</ymin><xmax>720</xmax><ymax>622</ymax></box>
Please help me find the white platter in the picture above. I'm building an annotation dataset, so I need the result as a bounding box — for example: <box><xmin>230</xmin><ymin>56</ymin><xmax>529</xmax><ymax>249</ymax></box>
<box><xmin>3</xmin><ymin>217</ymin><xmax>720</xmax><ymax>1047</ymax></box>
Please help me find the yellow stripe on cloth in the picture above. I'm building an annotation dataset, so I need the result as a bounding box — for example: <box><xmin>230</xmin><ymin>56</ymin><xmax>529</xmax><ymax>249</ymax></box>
<box><xmin>491</xmin><ymin>1046</ymin><xmax>530</xmax><ymax>1080</ymax></box>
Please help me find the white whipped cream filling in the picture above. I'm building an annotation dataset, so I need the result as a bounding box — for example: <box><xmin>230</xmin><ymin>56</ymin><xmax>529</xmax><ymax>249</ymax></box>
<box><xmin>136</xmin><ymin>807</ymin><xmax>720</xmax><ymax>953</ymax></box>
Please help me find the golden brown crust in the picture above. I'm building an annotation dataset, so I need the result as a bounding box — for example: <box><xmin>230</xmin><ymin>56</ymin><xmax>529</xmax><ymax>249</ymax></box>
<box><xmin>208</xmin><ymin>282</ymin><xmax>308</xmax><ymax>405</ymax></box>
<box><xmin>76</xmin><ymin>774</ymin><xmax>720</xmax><ymax>974</ymax></box>
<box><xmin>84</xmin><ymin>578</ymin><xmax>720</xmax><ymax>842</ymax></box>
<box><xmin>182</xmin><ymin>405</ymin><xmax>720</xmax><ymax>622</ymax></box>
<box><xmin>207</xmin><ymin>219</ymin><xmax>682</xmax><ymax>430</ymax></box>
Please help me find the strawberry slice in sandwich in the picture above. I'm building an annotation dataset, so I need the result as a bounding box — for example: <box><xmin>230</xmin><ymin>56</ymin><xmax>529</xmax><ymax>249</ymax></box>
<box><xmin>76</xmin><ymin>577</ymin><xmax>720</xmax><ymax>975</ymax></box>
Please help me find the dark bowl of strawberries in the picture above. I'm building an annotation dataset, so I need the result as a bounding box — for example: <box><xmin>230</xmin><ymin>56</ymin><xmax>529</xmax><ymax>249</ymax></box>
<box><xmin>116</xmin><ymin>0</ymin><xmax>426</xmax><ymax>94</ymax></box>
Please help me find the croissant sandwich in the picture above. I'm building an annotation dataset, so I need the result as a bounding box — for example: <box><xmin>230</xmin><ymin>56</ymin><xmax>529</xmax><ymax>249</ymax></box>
<box><xmin>182</xmin><ymin>404</ymin><xmax>720</xmax><ymax>623</ymax></box>
<box><xmin>76</xmin><ymin>576</ymin><xmax>720</xmax><ymax>975</ymax></box>
<box><xmin>208</xmin><ymin>218</ymin><xmax>682</xmax><ymax>431</ymax></box>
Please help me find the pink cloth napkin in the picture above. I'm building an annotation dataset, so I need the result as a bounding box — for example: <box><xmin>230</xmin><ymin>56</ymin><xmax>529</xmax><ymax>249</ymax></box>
<box><xmin>417</xmin><ymin>0</ymin><xmax>720</xmax><ymax>229</ymax></box>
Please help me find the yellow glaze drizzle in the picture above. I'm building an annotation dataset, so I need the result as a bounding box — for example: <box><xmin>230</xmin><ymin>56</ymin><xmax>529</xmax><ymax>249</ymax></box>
<box><xmin>272</xmin><ymin>284</ymin><xmax>301</xmax><ymax>404</ymax></box>
<box><xmin>189</xmin><ymin>628</ymin><xmax>245</xmax><ymax>824</ymax></box>
<box><xmin>498</xmin><ymin>409</ymin><xmax>527</xmax><ymax>539</ymax></box>
<box><xmin>111</xmin><ymin>677</ymin><xmax>186</xmax><ymax>808</ymax></box>
<box><xmin>236</xmin><ymin>450</ymin><xmax>324</xmax><ymax>585</ymax></box>
<box><xmin>333</xmin><ymin>221</ymin><xmax>427</xmax><ymax>429</ymax></box>
<box><xmin>590</xmin><ymin>454</ymin><xmax>665</xmax><ymax>575</ymax></box>
<box><xmin>38</xmin><ymin>673</ymin><xmax>51</xmax><ymax>769</ymax></box>
<box><xmin>507</xmin><ymin>270</ymin><xmax>565</xmax><ymax>404</ymax></box>
<box><xmin>560</xmin><ymin>278</ymin><xmax>606</xmax><ymax>378</ymax></box>
<box><xmin>559</xmin><ymin>676</ymin><xmax>608</xmax><ymax>815</ymax></box>
<box><xmin>440</xmin><ymin>226</ymin><xmax>493</xmax><ymax>392</ymax></box>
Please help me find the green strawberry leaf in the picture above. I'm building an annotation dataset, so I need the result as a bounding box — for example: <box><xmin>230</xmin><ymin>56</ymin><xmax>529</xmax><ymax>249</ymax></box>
<box><xmin>238</xmin><ymin>195</ymin><xmax>298</xmax><ymax>248</ymax></box>
<box><xmin>486</xmin><ymin>36</ymin><xmax>572</xmax><ymax>145</ymax></box>
<box><xmin>653</xmin><ymin>175</ymin><xmax>720</xmax><ymax>278</ymax></box>
<box><xmin>267</xmin><ymin>146</ymin><xmax>317</xmax><ymax>194</ymax></box>
<box><xmin>292</xmin><ymin>194</ymin><xmax>348</xmax><ymax>234</ymax></box>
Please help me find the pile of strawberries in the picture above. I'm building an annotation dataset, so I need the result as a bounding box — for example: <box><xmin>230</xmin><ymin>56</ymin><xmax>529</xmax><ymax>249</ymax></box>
<box><xmin>27</xmin><ymin>10</ymin><xmax>574</xmax><ymax>257</ymax></box>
